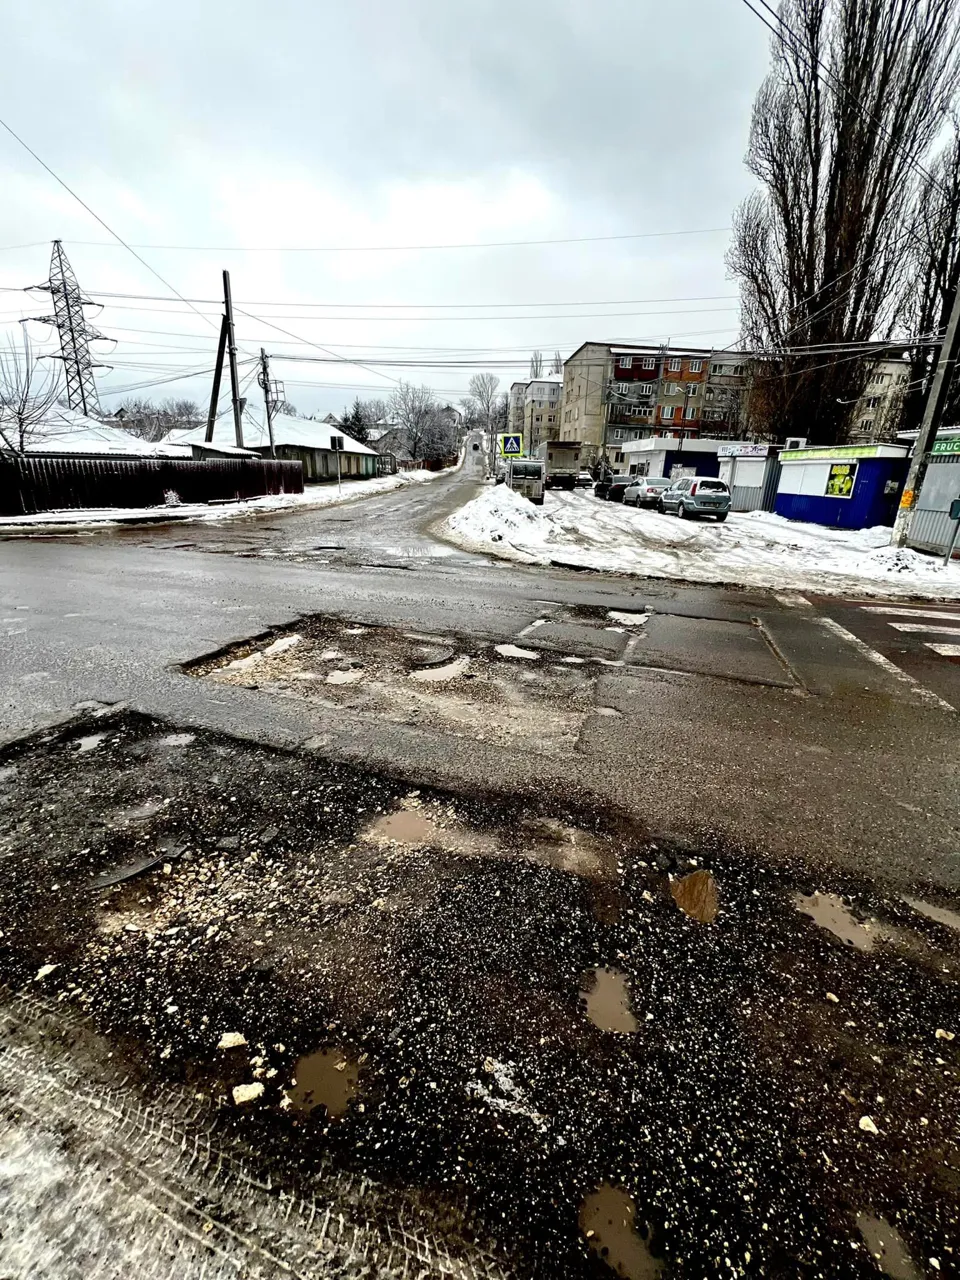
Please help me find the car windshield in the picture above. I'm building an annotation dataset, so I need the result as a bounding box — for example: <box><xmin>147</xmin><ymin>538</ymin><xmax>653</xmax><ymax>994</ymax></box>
<box><xmin>698</xmin><ymin>480</ymin><xmax>728</xmax><ymax>492</ymax></box>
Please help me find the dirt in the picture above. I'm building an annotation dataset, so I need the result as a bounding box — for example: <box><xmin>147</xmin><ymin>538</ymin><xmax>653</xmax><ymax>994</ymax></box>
<box><xmin>0</xmin><ymin>710</ymin><xmax>959</xmax><ymax>1278</ymax></box>
<box><xmin>185</xmin><ymin>615</ymin><xmax>600</xmax><ymax>757</ymax></box>
<box><xmin>795</xmin><ymin>891</ymin><xmax>881</xmax><ymax>952</ymax></box>
<box><xmin>581</xmin><ymin>968</ymin><xmax>638</xmax><ymax>1034</ymax></box>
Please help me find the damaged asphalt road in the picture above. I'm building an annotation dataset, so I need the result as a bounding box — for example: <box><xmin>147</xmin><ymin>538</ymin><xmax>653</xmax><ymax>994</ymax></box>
<box><xmin>0</xmin><ymin>711</ymin><xmax>958</xmax><ymax>1279</ymax></box>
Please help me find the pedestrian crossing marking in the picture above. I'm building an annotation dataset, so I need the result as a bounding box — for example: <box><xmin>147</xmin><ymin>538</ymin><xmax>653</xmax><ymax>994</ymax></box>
<box><xmin>889</xmin><ymin>622</ymin><xmax>960</xmax><ymax>636</ymax></box>
<box><xmin>862</xmin><ymin>606</ymin><xmax>960</xmax><ymax>622</ymax></box>
<box><xmin>926</xmin><ymin>643</ymin><xmax>960</xmax><ymax>657</ymax></box>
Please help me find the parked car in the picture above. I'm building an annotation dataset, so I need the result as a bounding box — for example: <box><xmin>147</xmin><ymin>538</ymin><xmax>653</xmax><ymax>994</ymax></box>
<box><xmin>605</xmin><ymin>481</ymin><xmax>631</xmax><ymax>503</ymax></box>
<box><xmin>593</xmin><ymin>478</ymin><xmax>612</xmax><ymax>499</ymax></box>
<box><xmin>658</xmin><ymin>476</ymin><xmax>731</xmax><ymax>521</ymax></box>
<box><xmin>624</xmin><ymin>476</ymin><xmax>672</xmax><ymax>508</ymax></box>
<box><xmin>575</xmin><ymin>471</ymin><xmax>594</xmax><ymax>488</ymax></box>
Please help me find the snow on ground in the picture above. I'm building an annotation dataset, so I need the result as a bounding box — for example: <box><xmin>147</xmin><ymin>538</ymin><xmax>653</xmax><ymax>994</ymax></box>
<box><xmin>444</xmin><ymin>486</ymin><xmax>960</xmax><ymax>599</ymax></box>
<box><xmin>0</xmin><ymin>468</ymin><xmax>447</xmax><ymax>531</ymax></box>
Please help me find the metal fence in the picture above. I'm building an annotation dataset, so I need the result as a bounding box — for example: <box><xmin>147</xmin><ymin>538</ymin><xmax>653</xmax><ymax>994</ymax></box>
<box><xmin>0</xmin><ymin>453</ymin><xmax>303</xmax><ymax>517</ymax></box>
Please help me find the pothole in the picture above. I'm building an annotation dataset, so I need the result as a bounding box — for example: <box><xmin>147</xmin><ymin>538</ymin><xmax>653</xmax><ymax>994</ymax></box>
<box><xmin>579</xmin><ymin>1185</ymin><xmax>662</xmax><ymax>1279</ymax></box>
<box><xmin>581</xmin><ymin>967</ymin><xmax>638</xmax><ymax>1034</ymax></box>
<box><xmin>286</xmin><ymin>1047</ymin><xmax>359</xmax><ymax>1119</ymax></box>
<box><xmin>856</xmin><ymin>1213</ymin><xmax>922</xmax><ymax>1280</ymax></box>
<box><xmin>671</xmin><ymin>869</ymin><xmax>719</xmax><ymax>924</ymax></box>
<box><xmin>902</xmin><ymin>895</ymin><xmax>960</xmax><ymax>933</ymax></box>
<box><xmin>795</xmin><ymin>891</ymin><xmax>878</xmax><ymax>951</ymax></box>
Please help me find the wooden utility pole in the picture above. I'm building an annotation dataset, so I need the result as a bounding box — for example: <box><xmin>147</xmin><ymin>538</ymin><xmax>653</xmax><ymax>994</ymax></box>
<box><xmin>258</xmin><ymin>348</ymin><xmax>277</xmax><ymax>459</ymax></box>
<box><xmin>222</xmin><ymin>269</ymin><xmax>244</xmax><ymax>449</ymax></box>
<box><xmin>893</xmin><ymin>268</ymin><xmax>960</xmax><ymax>546</ymax></box>
<box><xmin>204</xmin><ymin>315</ymin><xmax>228</xmax><ymax>442</ymax></box>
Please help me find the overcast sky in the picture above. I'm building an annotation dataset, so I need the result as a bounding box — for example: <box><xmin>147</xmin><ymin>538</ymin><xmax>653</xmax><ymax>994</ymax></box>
<box><xmin>0</xmin><ymin>0</ymin><xmax>771</xmax><ymax>419</ymax></box>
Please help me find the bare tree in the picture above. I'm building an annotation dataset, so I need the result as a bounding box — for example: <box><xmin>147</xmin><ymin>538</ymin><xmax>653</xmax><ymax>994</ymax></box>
<box><xmin>389</xmin><ymin>381</ymin><xmax>442</xmax><ymax>460</ymax></box>
<box><xmin>728</xmin><ymin>0</ymin><xmax>960</xmax><ymax>445</ymax></box>
<box><xmin>529</xmin><ymin>350</ymin><xmax>543</xmax><ymax>379</ymax></box>
<box><xmin>360</xmin><ymin>397</ymin><xmax>390</xmax><ymax>426</ymax></box>
<box><xmin>896</xmin><ymin>123</ymin><xmax>960</xmax><ymax>433</ymax></box>
<box><xmin>275</xmin><ymin>399</ymin><xmax>299</xmax><ymax>417</ymax></box>
<box><xmin>117</xmin><ymin>396</ymin><xmax>201</xmax><ymax>442</ymax></box>
<box><xmin>0</xmin><ymin>330</ymin><xmax>63</xmax><ymax>454</ymax></box>
<box><xmin>550</xmin><ymin>350</ymin><xmax>563</xmax><ymax>375</ymax></box>
<box><xmin>465</xmin><ymin>373</ymin><xmax>500</xmax><ymax>434</ymax></box>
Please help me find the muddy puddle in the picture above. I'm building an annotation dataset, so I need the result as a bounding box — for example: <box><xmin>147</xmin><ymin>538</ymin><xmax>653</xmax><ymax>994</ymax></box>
<box><xmin>189</xmin><ymin>615</ymin><xmax>594</xmax><ymax>756</ymax></box>
<box><xmin>580</xmin><ymin>1185</ymin><xmax>662</xmax><ymax>1279</ymax></box>
<box><xmin>670</xmin><ymin>869</ymin><xmax>719</xmax><ymax>924</ymax></box>
<box><xmin>287</xmin><ymin>1047</ymin><xmax>359</xmax><ymax>1119</ymax></box>
<box><xmin>903</xmin><ymin>894</ymin><xmax>960</xmax><ymax>933</ymax></box>
<box><xmin>856</xmin><ymin>1214</ymin><xmax>922</xmax><ymax>1280</ymax></box>
<box><xmin>794</xmin><ymin>891</ymin><xmax>879</xmax><ymax>951</ymax></box>
<box><xmin>581</xmin><ymin>967</ymin><xmax>637</xmax><ymax>1033</ymax></box>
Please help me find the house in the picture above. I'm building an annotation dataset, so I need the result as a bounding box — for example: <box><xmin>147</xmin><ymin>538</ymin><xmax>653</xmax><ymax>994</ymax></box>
<box><xmin>1</xmin><ymin>406</ymin><xmax>189</xmax><ymax>458</ymax></box>
<box><xmin>170</xmin><ymin>408</ymin><xmax>377</xmax><ymax>482</ymax></box>
<box><xmin>559</xmin><ymin>343</ymin><xmax>750</xmax><ymax>468</ymax></box>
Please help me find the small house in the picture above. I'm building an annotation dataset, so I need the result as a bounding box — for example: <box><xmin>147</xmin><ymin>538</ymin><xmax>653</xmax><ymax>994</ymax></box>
<box><xmin>774</xmin><ymin>443</ymin><xmax>907</xmax><ymax>529</ymax></box>
<box><xmin>717</xmin><ymin>442</ymin><xmax>781</xmax><ymax>512</ymax></box>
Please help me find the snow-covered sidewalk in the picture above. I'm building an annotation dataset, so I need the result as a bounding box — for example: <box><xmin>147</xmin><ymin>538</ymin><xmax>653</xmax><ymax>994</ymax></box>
<box><xmin>444</xmin><ymin>486</ymin><xmax>960</xmax><ymax>599</ymax></box>
<box><xmin>0</xmin><ymin>469</ymin><xmax>448</xmax><ymax>532</ymax></box>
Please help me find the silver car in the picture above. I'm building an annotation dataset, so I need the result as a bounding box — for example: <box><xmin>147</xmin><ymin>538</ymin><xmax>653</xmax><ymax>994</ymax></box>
<box><xmin>658</xmin><ymin>476</ymin><xmax>731</xmax><ymax>521</ymax></box>
<box><xmin>623</xmin><ymin>476</ymin><xmax>672</xmax><ymax>507</ymax></box>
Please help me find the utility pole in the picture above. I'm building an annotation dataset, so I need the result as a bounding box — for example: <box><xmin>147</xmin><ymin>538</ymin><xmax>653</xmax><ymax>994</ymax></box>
<box><xmin>222</xmin><ymin>270</ymin><xmax>244</xmax><ymax>449</ymax></box>
<box><xmin>893</xmin><ymin>271</ymin><xmax>960</xmax><ymax>546</ymax></box>
<box><xmin>205</xmin><ymin>315</ymin><xmax>228</xmax><ymax>442</ymax></box>
<box><xmin>258</xmin><ymin>348</ymin><xmax>277</xmax><ymax>459</ymax></box>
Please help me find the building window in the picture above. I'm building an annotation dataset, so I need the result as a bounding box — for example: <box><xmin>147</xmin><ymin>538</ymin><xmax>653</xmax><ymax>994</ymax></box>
<box><xmin>661</xmin><ymin>406</ymin><xmax>676</xmax><ymax>421</ymax></box>
<box><xmin>668</xmin><ymin>357</ymin><xmax>681</xmax><ymax>372</ymax></box>
<box><xmin>639</xmin><ymin>406</ymin><xmax>653</xmax><ymax>418</ymax></box>
<box><xmin>686</xmin><ymin>383</ymin><xmax>699</xmax><ymax>396</ymax></box>
<box><xmin>859</xmin><ymin>418</ymin><xmax>875</xmax><ymax>431</ymax></box>
<box><xmin>665</xmin><ymin>382</ymin><xmax>681</xmax><ymax>396</ymax></box>
<box><xmin>616</xmin><ymin>382</ymin><xmax>629</xmax><ymax>394</ymax></box>
<box><xmin>614</xmin><ymin>429</ymin><xmax>624</xmax><ymax>439</ymax></box>
<box><xmin>642</xmin><ymin>357</ymin><xmax>656</xmax><ymax>370</ymax></box>
<box><xmin>535</xmin><ymin>415</ymin><xmax>542</xmax><ymax>423</ymax></box>
<box><xmin>684</xmin><ymin>405</ymin><xmax>697</xmax><ymax>420</ymax></box>
<box><xmin>615</xmin><ymin>452</ymin><xmax>625</xmax><ymax>464</ymax></box>
<box><xmin>689</xmin><ymin>359</ymin><xmax>703</xmax><ymax>373</ymax></box>
<box><xmin>618</xmin><ymin>356</ymin><xmax>633</xmax><ymax>369</ymax></box>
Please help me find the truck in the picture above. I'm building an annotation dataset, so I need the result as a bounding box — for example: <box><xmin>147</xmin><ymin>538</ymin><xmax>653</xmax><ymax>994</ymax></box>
<box><xmin>505</xmin><ymin>458</ymin><xmax>545</xmax><ymax>505</ymax></box>
<box><xmin>536</xmin><ymin>440</ymin><xmax>582</xmax><ymax>490</ymax></box>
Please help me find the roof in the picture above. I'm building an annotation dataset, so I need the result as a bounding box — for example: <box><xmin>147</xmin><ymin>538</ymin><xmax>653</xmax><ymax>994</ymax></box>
<box><xmin>4</xmin><ymin>407</ymin><xmax>188</xmax><ymax>457</ymax></box>
<box><xmin>170</xmin><ymin>408</ymin><xmax>375</xmax><ymax>456</ymax></box>
<box><xmin>623</xmin><ymin>435</ymin><xmax>744</xmax><ymax>453</ymax></box>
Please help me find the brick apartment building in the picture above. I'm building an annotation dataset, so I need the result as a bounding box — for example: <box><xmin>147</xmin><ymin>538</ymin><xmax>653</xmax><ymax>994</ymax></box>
<box><xmin>558</xmin><ymin>342</ymin><xmax>749</xmax><ymax>468</ymax></box>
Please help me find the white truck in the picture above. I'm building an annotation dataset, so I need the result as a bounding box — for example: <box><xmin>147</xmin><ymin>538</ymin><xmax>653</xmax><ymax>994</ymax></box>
<box><xmin>536</xmin><ymin>441</ymin><xmax>582</xmax><ymax>490</ymax></box>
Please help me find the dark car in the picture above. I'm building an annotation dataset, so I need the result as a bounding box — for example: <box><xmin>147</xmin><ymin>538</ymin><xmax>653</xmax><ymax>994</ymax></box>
<box><xmin>605</xmin><ymin>481</ymin><xmax>630</xmax><ymax>503</ymax></box>
<box><xmin>593</xmin><ymin>478</ymin><xmax>612</xmax><ymax>499</ymax></box>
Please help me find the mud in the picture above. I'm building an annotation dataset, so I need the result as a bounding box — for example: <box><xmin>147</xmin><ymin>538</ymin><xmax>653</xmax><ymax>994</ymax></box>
<box><xmin>288</xmin><ymin>1047</ymin><xmax>360</xmax><ymax>1119</ymax></box>
<box><xmin>580</xmin><ymin>1185</ymin><xmax>662</xmax><ymax>1279</ymax></box>
<box><xmin>795</xmin><ymin>891</ymin><xmax>879</xmax><ymax>951</ymax></box>
<box><xmin>581</xmin><ymin>968</ymin><xmax>637</xmax><ymax>1034</ymax></box>
<box><xmin>0</xmin><ymin>710</ymin><xmax>959</xmax><ymax>1278</ymax></box>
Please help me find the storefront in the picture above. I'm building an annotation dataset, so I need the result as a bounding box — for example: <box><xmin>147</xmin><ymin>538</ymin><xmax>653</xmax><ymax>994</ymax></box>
<box><xmin>774</xmin><ymin>444</ymin><xmax>907</xmax><ymax>529</ymax></box>
<box><xmin>717</xmin><ymin>443</ymin><xmax>781</xmax><ymax>512</ymax></box>
<box><xmin>905</xmin><ymin>431</ymin><xmax>960</xmax><ymax>554</ymax></box>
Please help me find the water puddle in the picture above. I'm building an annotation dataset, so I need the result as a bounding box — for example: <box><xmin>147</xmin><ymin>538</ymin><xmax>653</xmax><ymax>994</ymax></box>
<box><xmin>326</xmin><ymin>669</ymin><xmax>363</xmax><ymax>685</ymax></box>
<box><xmin>287</xmin><ymin>1047</ymin><xmax>359</xmax><ymax>1118</ymax></box>
<box><xmin>671</xmin><ymin>869</ymin><xmax>719</xmax><ymax>924</ymax></box>
<box><xmin>795</xmin><ymin>892</ymin><xmax>876</xmax><ymax>951</ymax></box>
<box><xmin>581</xmin><ymin>967</ymin><xmax>638</xmax><ymax>1034</ymax></box>
<box><xmin>902</xmin><ymin>895</ymin><xmax>960</xmax><ymax>933</ymax></box>
<box><xmin>158</xmin><ymin>733</ymin><xmax>196</xmax><ymax>747</ymax></box>
<box><xmin>856</xmin><ymin>1214</ymin><xmax>922</xmax><ymax>1280</ymax></box>
<box><xmin>607</xmin><ymin>611</ymin><xmax>651</xmax><ymax>627</ymax></box>
<box><xmin>75</xmin><ymin>733</ymin><xmax>108</xmax><ymax>754</ymax></box>
<box><xmin>409</xmin><ymin>656</ymin><xmax>471</xmax><ymax>683</ymax></box>
<box><xmin>263</xmin><ymin>634</ymin><xmax>301</xmax><ymax>656</ymax></box>
<box><xmin>580</xmin><ymin>1185</ymin><xmax>662</xmax><ymax>1279</ymax></box>
<box><xmin>494</xmin><ymin>644</ymin><xmax>540</xmax><ymax>660</ymax></box>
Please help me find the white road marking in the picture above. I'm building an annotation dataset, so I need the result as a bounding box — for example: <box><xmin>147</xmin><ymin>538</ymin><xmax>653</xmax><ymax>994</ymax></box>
<box><xmin>888</xmin><ymin>623</ymin><xmax>960</xmax><ymax>636</ymax></box>
<box><xmin>818</xmin><ymin>617</ymin><xmax>955</xmax><ymax>713</ymax></box>
<box><xmin>926</xmin><ymin>643</ymin><xmax>960</xmax><ymax>657</ymax></box>
<box><xmin>862</xmin><ymin>606</ymin><xmax>960</xmax><ymax>622</ymax></box>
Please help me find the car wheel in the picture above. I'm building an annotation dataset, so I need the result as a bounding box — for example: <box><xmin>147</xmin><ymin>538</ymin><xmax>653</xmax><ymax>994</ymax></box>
<box><xmin>716</xmin><ymin>512</ymin><xmax>728</xmax><ymax>523</ymax></box>
<box><xmin>657</xmin><ymin>499</ymin><xmax>665</xmax><ymax>513</ymax></box>
<box><xmin>678</xmin><ymin>502</ymin><xmax>688</xmax><ymax>518</ymax></box>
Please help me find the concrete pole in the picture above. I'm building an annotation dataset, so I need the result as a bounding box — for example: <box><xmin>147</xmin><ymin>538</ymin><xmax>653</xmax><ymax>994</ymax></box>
<box><xmin>222</xmin><ymin>270</ymin><xmax>244</xmax><ymax>449</ymax></box>
<box><xmin>893</xmin><ymin>268</ymin><xmax>960</xmax><ymax>546</ymax></box>
<box><xmin>259</xmin><ymin>348</ymin><xmax>276</xmax><ymax>459</ymax></box>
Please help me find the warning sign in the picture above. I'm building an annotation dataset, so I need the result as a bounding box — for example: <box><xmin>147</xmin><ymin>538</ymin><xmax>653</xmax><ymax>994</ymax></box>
<box><xmin>498</xmin><ymin>434</ymin><xmax>523</xmax><ymax>457</ymax></box>
<box><xmin>825</xmin><ymin>461</ymin><xmax>857</xmax><ymax>498</ymax></box>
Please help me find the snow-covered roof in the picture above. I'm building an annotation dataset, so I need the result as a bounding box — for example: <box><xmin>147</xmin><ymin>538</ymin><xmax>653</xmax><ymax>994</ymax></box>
<box><xmin>623</xmin><ymin>435</ymin><xmax>740</xmax><ymax>454</ymax></box>
<box><xmin>170</xmin><ymin>408</ymin><xmax>375</xmax><ymax>456</ymax></box>
<box><xmin>4</xmin><ymin>407</ymin><xmax>188</xmax><ymax>457</ymax></box>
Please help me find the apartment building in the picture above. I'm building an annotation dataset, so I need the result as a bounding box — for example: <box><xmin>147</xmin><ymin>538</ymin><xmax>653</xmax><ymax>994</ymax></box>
<box><xmin>848</xmin><ymin>357</ymin><xmax>910</xmax><ymax>442</ymax></box>
<box><xmin>559</xmin><ymin>343</ymin><xmax>749</xmax><ymax>467</ymax></box>
<box><xmin>507</xmin><ymin>382</ymin><xmax>527</xmax><ymax>436</ymax></box>
<box><xmin>521</xmin><ymin>374</ymin><xmax>562</xmax><ymax>452</ymax></box>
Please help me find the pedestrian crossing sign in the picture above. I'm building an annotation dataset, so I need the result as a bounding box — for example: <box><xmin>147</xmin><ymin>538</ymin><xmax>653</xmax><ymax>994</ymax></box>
<box><xmin>498</xmin><ymin>433</ymin><xmax>523</xmax><ymax>457</ymax></box>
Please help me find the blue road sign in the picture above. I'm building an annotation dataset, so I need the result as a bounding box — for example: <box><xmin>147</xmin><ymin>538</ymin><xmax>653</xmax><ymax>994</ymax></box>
<box><xmin>499</xmin><ymin>433</ymin><xmax>523</xmax><ymax>457</ymax></box>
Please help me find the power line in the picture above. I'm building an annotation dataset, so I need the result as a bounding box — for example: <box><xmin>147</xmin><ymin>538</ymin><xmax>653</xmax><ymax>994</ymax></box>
<box><xmin>77</xmin><ymin>288</ymin><xmax>740</xmax><ymax>310</ymax></box>
<box><xmin>235</xmin><ymin>306</ymin><xmax>400</xmax><ymax>388</ymax></box>
<box><xmin>0</xmin><ymin>114</ymin><xmax>224</xmax><ymax>337</ymax></box>
<box><xmin>61</xmin><ymin>226</ymin><xmax>733</xmax><ymax>254</ymax></box>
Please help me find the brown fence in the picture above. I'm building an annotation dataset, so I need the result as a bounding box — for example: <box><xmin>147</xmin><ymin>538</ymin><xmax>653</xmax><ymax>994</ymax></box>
<box><xmin>0</xmin><ymin>453</ymin><xmax>304</xmax><ymax>517</ymax></box>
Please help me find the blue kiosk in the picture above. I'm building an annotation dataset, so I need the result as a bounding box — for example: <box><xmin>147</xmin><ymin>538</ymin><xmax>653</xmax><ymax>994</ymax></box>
<box><xmin>774</xmin><ymin>443</ymin><xmax>908</xmax><ymax>529</ymax></box>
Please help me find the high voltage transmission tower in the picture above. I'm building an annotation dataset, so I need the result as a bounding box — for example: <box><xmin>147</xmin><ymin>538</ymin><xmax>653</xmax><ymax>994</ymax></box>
<box><xmin>32</xmin><ymin>240</ymin><xmax>108</xmax><ymax>416</ymax></box>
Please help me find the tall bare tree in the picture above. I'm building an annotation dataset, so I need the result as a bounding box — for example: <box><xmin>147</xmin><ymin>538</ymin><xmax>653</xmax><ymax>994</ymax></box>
<box><xmin>389</xmin><ymin>381</ymin><xmax>443</xmax><ymax>460</ymax></box>
<box><xmin>550</xmin><ymin>350</ymin><xmax>563</xmax><ymax>375</ymax></box>
<box><xmin>529</xmin><ymin>350</ymin><xmax>543</xmax><ymax>379</ymax></box>
<box><xmin>465</xmin><ymin>373</ymin><xmax>501</xmax><ymax>434</ymax></box>
<box><xmin>117</xmin><ymin>396</ymin><xmax>202</xmax><ymax>442</ymax></box>
<box><xmin>896</xmin><ymin>123</ymin><xmax>960</xmax><ymax>433</ymax></box>
<box><xmin>728</xmin><ymin>0</ymin><xmax>960</xmax><ymax>445</ymax></box>
<box><xmin>0</xmin><ymin>331</ymin><xmax>63</xmax><ymax>454</ymax></box>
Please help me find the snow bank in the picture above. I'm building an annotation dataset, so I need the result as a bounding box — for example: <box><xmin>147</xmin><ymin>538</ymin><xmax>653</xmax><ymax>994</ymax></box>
<box><xmin>444</xmin><ymin>487</ymin><xmax>960</xmax><ymax>599</ymax></box>
<box><xmin>0</xmin><ymin>468</ymin><xmax>447</xmax><ymax>531</ymax></box>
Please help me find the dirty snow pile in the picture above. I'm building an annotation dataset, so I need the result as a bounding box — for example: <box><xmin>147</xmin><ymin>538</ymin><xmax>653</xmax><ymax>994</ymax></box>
<box><xmin>445</xmin><ymin>486</ymin><xmax>960</xmax><ymax>599</ymax></box>
<box><xmin>0</xmin><ymin>468</ymin><xmax>446</xmax><ymax>530</ymax></box>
